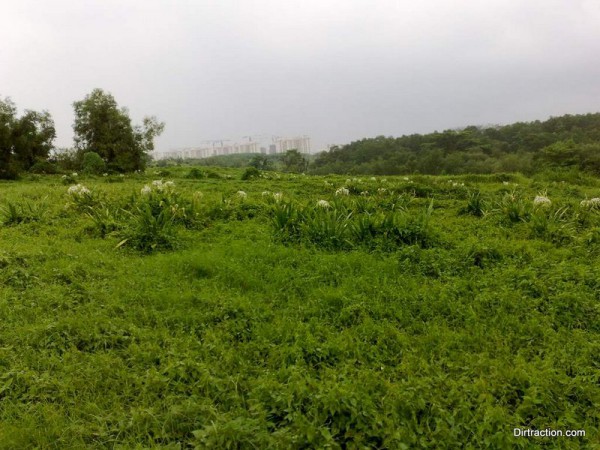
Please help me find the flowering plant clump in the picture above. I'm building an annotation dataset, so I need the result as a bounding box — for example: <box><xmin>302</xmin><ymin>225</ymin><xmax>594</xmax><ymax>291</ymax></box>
<box><xmin>141</xmin><ymin>180</ymin><xmax>175</xmax><ymax>196</ymax></box>
<box><xmin>533</xmin><ymin>195</ymin><xmax>552</xmax><ymax>207</ymax></box>
<box><xmin>335</xmin><ymin>187</ymin><xmax>350</xmax><ymax>196</ymax></box>
<box><xmin>377</xmin><ymin>188</ymin><xmax>387</xmax><ymax>194</ymax></box>
<box><xmin>262</xmin><ymin>191</ymin><xmax>271</xmax><ymax>197</ymax></box>
<box><xmin>360</xmin><ymin>191</ymin><xmax>369</xmax><ymax>196</ymax></box>
<box><xmin>236</xmin><ymin>191</ymin><xmax>247</xmax><ymax>199</ymax></box>
<box><xmin>68</xmin><ymin>184</ymin><xmax>91</xmax><ymax>197</ymax></box>
<box><xmin>273</xmin><ymin>192</ymin><xmax>283</xmax><ymax>202</ymax></box>
<box><xmin>317</xmin><ymin>200</ymin><xmax>331</xmax><ymax>208</ymax></box>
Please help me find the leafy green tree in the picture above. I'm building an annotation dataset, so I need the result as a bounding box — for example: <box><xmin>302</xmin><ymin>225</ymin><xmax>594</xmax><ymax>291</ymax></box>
<box><xmin>73</xmin><ymin>89</ymin><xmax>164</xmax><ymax>172</ymax></box>
<box><xmin>282</xmin><ymin>149</ymin><xmax>308</xmax><ymax>173</ymax></box>
<box><xmin>12</xmin><ymin>110</ymin><xmax>56</xmax><ymax>171</ymax></box>
<box><xmin>0</xmin><ymin>97</ymin><xmax>56</xmax><ymax>178</ymax></box>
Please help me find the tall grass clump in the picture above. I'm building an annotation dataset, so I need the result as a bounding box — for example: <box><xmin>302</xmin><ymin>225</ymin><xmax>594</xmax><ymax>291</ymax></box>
<box><xmin>0</xmin><ymin>200</ymin><xmax>47</xmax><ymax>225</ymax></box>
<box><xmin>117</xmin><ymin>180</ymin><xmax>180</xmax><ymax>252</ymax></box>
<box><xmin>494</xmin><ymin>190</ymin><xmax>531</xmax><ymax>223</ymax></box>
<box><xmin>459</xmin><ymin>190</ymin><xmax>486</xmax><ymax>217</ymax></box>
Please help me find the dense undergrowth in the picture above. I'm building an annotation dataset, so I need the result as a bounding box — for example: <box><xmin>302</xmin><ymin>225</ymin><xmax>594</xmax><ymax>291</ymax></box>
<box><xmin>1</xmin><ymin>167</ymin><xmax>600</xmax><ymax>448</ymax></box>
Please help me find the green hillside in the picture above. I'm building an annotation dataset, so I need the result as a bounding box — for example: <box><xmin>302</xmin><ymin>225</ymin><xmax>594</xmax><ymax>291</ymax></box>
<box><xmin>312</xmin><ymin>113</ymin><xmax>600</xmax><ymax>175</ymax></box>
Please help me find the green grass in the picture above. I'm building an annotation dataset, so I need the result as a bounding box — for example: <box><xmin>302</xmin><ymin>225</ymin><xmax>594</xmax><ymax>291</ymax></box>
<box><xmin>1</xmin><ymin>169</ymin><xmax>600</xmax><ymax>448</ymax></box>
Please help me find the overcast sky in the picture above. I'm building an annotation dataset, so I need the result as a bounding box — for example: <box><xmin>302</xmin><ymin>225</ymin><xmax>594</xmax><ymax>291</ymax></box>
<box><xmin>2</xmin><ymin>0</ymin><xmax>600</xmax><ymax>153</ymax></box>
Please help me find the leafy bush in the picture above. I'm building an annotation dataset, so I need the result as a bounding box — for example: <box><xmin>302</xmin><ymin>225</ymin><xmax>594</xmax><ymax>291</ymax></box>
<box><xmin>29</xmin><ymin>160</ymin><xmax>59</xmax><ymax>174</ymax></box>
<box><xmin>241</xmin><ymin>166</ymin><xmax>261</xmax><ymax>180</ymax></box>
<box><xmin>185</xmin><ymin>168</ymin><xmax>206</xmax><ymax>179</ymax></box>
<box><xmin>82</xmin><ymin>151</ymin><xmax>106</xmax><ymax>174</ymax></box>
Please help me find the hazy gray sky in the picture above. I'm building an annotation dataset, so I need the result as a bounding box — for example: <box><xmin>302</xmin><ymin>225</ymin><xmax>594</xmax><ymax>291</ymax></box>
<box><xmin>2</xmin><ymin>0</ymin><xmax>600</xmax><ymax>152</ymax></box>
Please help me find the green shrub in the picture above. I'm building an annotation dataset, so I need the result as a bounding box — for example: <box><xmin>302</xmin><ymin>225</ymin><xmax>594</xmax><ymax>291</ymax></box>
<box><xmin>82</xmin><ymin>151</ymin><xmax>106</xmax><ymax>174</ymax></box>
<box><xmin>29</xmin><ymin>160</ymin><xmax>59</xmax><ymax>174</ymax></box>
<box><xmin>185</xmin><ymin>168</ymin><xmax>206</xmax><ymax>179</ymax></box>
<box><xmin>241</xmin><ymin>167</ymin><xmax>261</xmax><ymax>180</ymax></box>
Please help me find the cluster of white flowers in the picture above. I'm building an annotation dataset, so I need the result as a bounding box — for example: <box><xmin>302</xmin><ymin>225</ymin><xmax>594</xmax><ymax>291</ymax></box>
<box><xmin>317</xmin><ymin>200</ymin><xmax>331</xmax><ymax>208</ymax></box>
<box><xmin>236</xmin><ymin>190</ymin><xmax>247</xmax><ymax>199</ymax></box>
<box><xmin>533</xmin><ymin>195</ymin><xmax>552</xmax><ymax>206</ymax></box>
<box><xmin>381</xmin><ymin>179</ymin><xmax>387</xmax><ymax>183</ymax></box>
<box><xmin>580</xmin><ymin>198</ymin><xmax>600</xmax><ymax>208</ymax></box>
<box><xmin>448</xmin><ymin>180</ymin><xmax>465</xmax><ymax>187</ymax></box>
<box><xmin>403</xmin><ymin>177</ymin><xmax>410</xmax><ymax>181</ymax></box>
<box><xmin>72</xmin><ymin>172</ymin><xmax>78</xmax><ymax>177</ymax></box>
<box><xmin>67</xmin><ymin>184</ymin><xmax>90</xmax><ymax>197</ymax></box>
<box><xmin>335</xmin><ymin>187</ymin><xmax>350</xmax><ymax>196</ymax></box>
<box><xmin>360</xmin><ymin>191</ymin><xmax>369</xmax><ymax>196</ymax></box>
<box><xmin>140</xmin><ymin>179</ymin><xmax>175</xmax><ymax>195</ymax></box>
<box><xmin>272</xmin><ymin>192</ymin><xmax>283</xmax><ymax>202</ymax></box>
<box><xmin>377</xmin><ymin>188</ymin><xmax>387</xmax><ymax>194</ymax></box>
<box><xmin>103</xmin><ymin>173</ymin><xmax>109</xmax><ymax>177</ymax></box>
<box><xmin>370</xmin><ymin>177</ymin><xmax>377</xmax><ymax>181</ymax></box>
<box><xmin>261</xmin><ymin>191</ymin><xmax>271</xmax><ymax>196</ymax></box>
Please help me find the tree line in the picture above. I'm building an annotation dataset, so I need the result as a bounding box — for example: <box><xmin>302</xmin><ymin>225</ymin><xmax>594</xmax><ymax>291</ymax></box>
<box><xmin>0</xmin><ymin>89</ymin><xmax>164</xmax><ymax>179</ymax></box>
<box><xmin>310</xmin><ymin>113</ymin><xmax>600</xmax><ymax>176</ymax></box>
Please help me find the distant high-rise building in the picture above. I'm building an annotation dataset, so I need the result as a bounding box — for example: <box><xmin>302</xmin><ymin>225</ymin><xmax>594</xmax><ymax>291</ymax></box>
<box><xmin>276</xmin><ymin>136</ymin><xmax>311</xmax><ymax>154</ymax></box>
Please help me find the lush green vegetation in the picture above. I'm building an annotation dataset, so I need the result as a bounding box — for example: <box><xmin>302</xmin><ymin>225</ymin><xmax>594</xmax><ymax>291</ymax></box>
<box><xmin>312</xmin><ymin>113</ymin><xmax>600</xmax><ymax>175</ymax></box>
<box><xmin>1</xmin><ymin>167</ymin><xmax>599</xmax><ymax>448</ymax></box>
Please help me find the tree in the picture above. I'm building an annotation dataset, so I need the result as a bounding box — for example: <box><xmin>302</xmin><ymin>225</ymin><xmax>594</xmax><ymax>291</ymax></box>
<box><xmin>73</xmin><ymin>89</ymin><xmax>164</xmax><ymax>172</ymax></box>
<box><xmin>12</xmin><ymin>110</ymin><xmax>56</xmax><ymax>170</ymax></box>
<box><xmin>0</xmin><ymin>97</ymin><xmax>56</xmax><ymax>179</ymax></box>
<box><xmin>281</xmin><ymin>149</ymin><xmax>308</xmax><ymax>173</ymax></box>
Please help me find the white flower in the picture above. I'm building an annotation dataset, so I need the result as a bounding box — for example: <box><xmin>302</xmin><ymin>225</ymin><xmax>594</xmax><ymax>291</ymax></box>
<box><xmin>273</xmin><ymin>192</ymin><xmax>283</xmax><ymax>202</ymax></box>
<box><xmin>581</xmin><ymin>197</ymin><xmax>600</xmax><ymax>208</ymax></box>
<box><xmin>261</xmin><ymin>191</ymin><xmax>271</xmax><ymax>196</ymax></box>
<box><xmin>103</xmin><ymin>173</ymin><xmax>108</xmax><ymax>177</ymax></box>
<box><xmin>164</xmin><ymin>181</ymin><xmax>175</xmax><ymax>189</ymax></box>
<box><xmin>71</xmin><ymin>172</ymin><xmax>78</xmax><ymax>177</ymax></box>
<box><xmin>381</xmin><ymin>179</ymin><xmax>387</xmax><ymax>183</ymax></box>
<box><xmin>335</xmin><ymin>187</ymin><xmax>350</xmax><ymax>196</ymax></box>
<box><xmin>237</xmin><ymin>190</ymin><xmax>247</xmax><ymax>199</ymax></box>
<box><xmin>119</xmin><ymin>173</ymin><xmax>124</xmax><ymax>177</ymax></box>
<box><xmin>533</xmin><ymin>195</ymin><xmax>552</xmax><ymax>206</ymax></box>
<box><xmin>403</xmin><ymin>177</ymin><xmax>410</xmax><ymax>181</ymax></box>
<box><xmin>141</xmin><ymin>185</ymin><xmax>152</xmax><ymax>195</ymax></box>
<box><xmin>502</xmin><ymin>181</ymin><xmax>510</xmax><ymax>186</ymax></box>
<box><xmin>68</xmin><ymin>184</ymin><xmax>90</xmax><ymax>196</ymax></box>
<box><xmin>346</xmin><ymin>179</ymin><xmax>351</xmax><ymax>183</ymax></box>
<box><xmin>152</xmin><ymin>179</ymin><xmax>163</xmax><ymax>188</ymax></box>
<box><xmin>317</xmin><ymin>200</ymin><xmax>331</xmax><ymax>208</ymax></box>
<box><xmin>360</xmin><ymin>191</ymin><xmax>369</xmax><ymax>196</ymax></box>
<box><xmin>370</xmin><ymin>177</ymin><xmax>376</xmax><ymax>181</ymax></box>
<box><xmin>377</xmin><ymin>188</ymin><xmax>387</xmax><ymax>194</ymax></box>
<box><xmin>61</xmin><ymin>174</ymin><xmax>67</xmax><ymax>179</ymax></box>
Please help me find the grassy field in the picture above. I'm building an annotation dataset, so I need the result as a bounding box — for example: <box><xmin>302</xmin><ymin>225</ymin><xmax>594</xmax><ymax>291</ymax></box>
<box><xmin>1</xmin><ymin>167</ymin><xmax>600</xmax><ymax>448</ymax></box>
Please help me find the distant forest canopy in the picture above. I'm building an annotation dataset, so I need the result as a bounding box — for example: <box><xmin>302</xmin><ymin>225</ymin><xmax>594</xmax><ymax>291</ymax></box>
<box><xmin>310</xmin><ymin>113</ymin><xmax>600</xmax><ymax>176</ymax></box>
